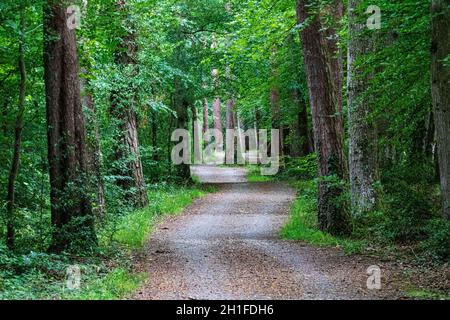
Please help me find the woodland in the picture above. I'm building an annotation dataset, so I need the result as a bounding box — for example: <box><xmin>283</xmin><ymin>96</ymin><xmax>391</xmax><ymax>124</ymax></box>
<box><xmin>0</xmin><ymin>0</ymin><xmax>449</xmax><ymax>299</ymax></box>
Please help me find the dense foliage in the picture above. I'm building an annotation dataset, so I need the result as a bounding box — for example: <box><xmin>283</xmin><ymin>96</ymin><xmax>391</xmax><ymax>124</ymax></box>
<box><xmin>0</xmin><ymin>0</ymin><xmax>448</xmax><ymax>299</ymax></box>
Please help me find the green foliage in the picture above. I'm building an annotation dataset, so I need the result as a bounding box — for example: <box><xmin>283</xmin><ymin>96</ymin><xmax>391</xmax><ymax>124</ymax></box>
<box><xmin>0</xmin><ymin>184</ymin><xmax>209</xmax><ymax>300</ymax></box>
<box><xmin>63</xmin><ymin>268</ymin><xmax>144</xmax><ymax>300</ymax></box>
<box><xmin>280</xmin><ymin>154</ymin><xmax>318</xmax><ymax>180</ymax></box>
<box><xmin>282</xmin><ymin>179</ymin><xmax>365</xmax><ymax>255</ymax></box>
<box><xmin>420</xmin><ymin>219</ymin><xmax>450</xmax><ymax>262</ymax></box>
<box><xmin>378</xmin><ymin>160</ymin><xmax>436</xmax><ymax>241</ymax></box>
<box><xmin>0</xmin><ymin>0</ymin><xmax>448</xmax><ymax>300</ymax></box>
<box><xmin>108</xmin><ymin>185</ymin><xmax>206</xmax><ymax>248</ymax></box>
<box><xmin>406</xmin><ymin>288</ymin><xmax>450</xmax><ymax>300</ymax></box>
<box><xmin>246</xmin><ymin>165</ymin><xmax>275</xmax><ymax>182</ymax></box>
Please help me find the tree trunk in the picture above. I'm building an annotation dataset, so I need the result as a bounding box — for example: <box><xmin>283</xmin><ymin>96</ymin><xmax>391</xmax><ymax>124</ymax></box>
<box><xmin>43</xmin><ymin>0</ymin><xmax>96</xmax><ymax>252</ymax></box>
<box><xmin>291</xmin><ymin>88</ymin><xmax>311</xmax><ymax>157</ymax></box>
<box><xmin>167</xmin><ymin>112</ymin><xmax>174</xmax><ymax>172</ymax></box>
<box><xmin>431</xmin><ymin>0</ymin><xmax>450</xmax><ymax>219</ymax></box>
<box><xmin>151</xmin><ymin>107</ymin><xmax>158</xmax><ymax>161</ymax></box>
<box><xmin>297</xmin><ymin>0</ymin><xmax>350</xmax><ymax>235</ymax></box>
<box><xmin>347</xmin><ymin>0</ymin><xmax>379</xmax><ymax>215</ymax></box>
<box><xmin>226</xmin><ymin>99</ymin><xmax>235</xmax><ymax>130</ymax></box>
<box><xmin>81</xmin><ymin>74</ymin><xmax>106</xmax><ymax>219</ymax></box>
<box><xmin>111</xmin><ymin>0</ymin><xmax>148</xmax><ymax>208</ymax></box>
<box><xmin>191</xmin><ymin>104</ymin><xmax>201</xmax><ymax>164</ymax></box>
<box><xmin>322</xmin><ymin>1</ymin><xmax>344</xmax><ymax>119</ymax></box>
<box><xmin>270</xmin><ymin>49</ymin><xmax>284</xmax><ymax>158</ymax></box>
<box><xmin>174</xmin><ymin>80</ymin><xmax>191</xmax><ymax>180</ymax></box>
<box><xmin>203</xmin><ymin>97</ymin><xmax>209</xmax><ymax>134</ymax></box>
<box><xmin>213</xmin><ymin>97</ymin><xmax>222</xmax><ymax>133</ymax></box>
<box><xmin>5</xmin><ymin>9</ymin><xmax>26</xmax><ymax>250</ymax></box>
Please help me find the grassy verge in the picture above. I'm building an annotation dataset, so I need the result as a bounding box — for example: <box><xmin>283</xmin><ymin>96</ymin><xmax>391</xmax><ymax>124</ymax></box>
<box><xmin>281</xmin><ymin>179</ymin><xmax>366</xmax><ymax>255</ymax></box>
<box><xmin>111</xmin><ymin>185</ymin><xmax>207</xmax><ymax>248</ymax></box>
<box><xmin>0</xmin><ymin>184</ymin><xmax>211</xmax><ymax>300</ymax></box>
<box><xmin>246</xmin><ymin>165</ymin><xmax>275</xmax><ymax>183</ymax></box>
<box><xmin>406</xmin><ymin>288</ymin><xmax>449</xmax><ymax>300</ymax></box>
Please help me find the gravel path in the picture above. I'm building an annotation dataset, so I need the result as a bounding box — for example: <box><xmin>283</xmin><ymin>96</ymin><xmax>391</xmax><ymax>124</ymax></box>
<box><xmin>134</xmin><ymin>166</ymin><xmax>404</xmax><ymax>300</ymax></box>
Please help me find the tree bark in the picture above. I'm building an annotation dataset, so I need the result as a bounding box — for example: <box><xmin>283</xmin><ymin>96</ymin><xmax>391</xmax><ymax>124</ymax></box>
<box><xmin>203</xmin><ymin>97</ymin><xmax>209</xmax><ymax>134</ymax></box>
<box><xmin>347</xmin><ymin>0</ymin><xmax>379</xmax><ymax>215</ymax></box>
<box><xmin>5</xmin><ymin>8</ymin><xmax>26</xmax><ymax>250</ymax></box>
<box><xmin>291</xmin><ymin>88</ymin><xmax>311</xmax><ymax>157</ymax></box>
<box><xmin>150</xmin><ymin>107</ymin><xmax>159</xmax><ymax>161</ymax></box>
<box><xmin>297</xmin><ymin>0</ymin><xmax>350</xmax><ymax>235</ymax></box>
<box><xmin>191</xmin><ymin>103</ymin><xmax>201</xmax><ymax>164</ymax></box>
<box><xmin>431</xmin><ymin>0</ymin><xmax>450</xmax><ymax>219</ymax></box>
<box><xmin>213</xmin><ymin>97</ymin><xmax>222</xmax><ymax>133</ymax></box>
<box><xmin>44</xmin><ymin>0</ymin><xmax>96</xmax><ymax>252</ymax></box>
<box><xmin>81</xmin><ymin>74</ymin><xmax>106</xmax><ymax>219</ymax></box>
<box><xmin>174</xmin><ymin>79</ymin><xmax>191</xmax><ymax>180</ymax></box>
<box><xmin>227</xmin><ymin>100</ymin><xmax>235</xmax><ymax>131</ymax></box>
<box><xmin>226</xmin><ymin>99</ymin><xmax>235</xmax><ymax>130</ymax></box>
<box><xmin>111</xmin><ymin>0</ymin><xmax>148</xmax><ymax>208</ymax></box>
<box><xmin>322</xmin><ymin>1</ymin><xmax>344</xmax><ymax>119</ymax></box>
<box><xmin>270</xmin><ymin>49</ymin><xmax>285</xmax><ymax>157</ymax></box>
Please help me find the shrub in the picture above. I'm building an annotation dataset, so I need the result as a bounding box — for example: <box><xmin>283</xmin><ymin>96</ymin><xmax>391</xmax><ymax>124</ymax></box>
<box><xmin>280</xmin><ymin>153</ymin><xmax>318</xmax><ymax>180</ymax></box>
<box><xmin>420</xmin><ymin>219</ymin><xmax>450</xmax><ymax>262</ymax></box>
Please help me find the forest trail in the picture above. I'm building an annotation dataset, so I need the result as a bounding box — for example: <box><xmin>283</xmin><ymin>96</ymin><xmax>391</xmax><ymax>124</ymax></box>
<box><xmin>133</xmin><ymin>166</ymin><xmax>403</xmax><ymax>300</ymax></box>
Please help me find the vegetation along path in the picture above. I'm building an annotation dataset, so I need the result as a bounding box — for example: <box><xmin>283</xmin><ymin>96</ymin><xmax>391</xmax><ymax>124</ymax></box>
<box><xmin>133</xmin><ymin>165</ymin><xmax>404</xmax><ymax>300</ymax></box>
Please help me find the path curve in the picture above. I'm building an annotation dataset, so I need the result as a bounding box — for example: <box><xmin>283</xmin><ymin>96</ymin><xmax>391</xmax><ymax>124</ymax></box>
<box><xmin>134</xmin><ymin>166</ymin><xmax>403</xmax><ymax>300</ymax></box>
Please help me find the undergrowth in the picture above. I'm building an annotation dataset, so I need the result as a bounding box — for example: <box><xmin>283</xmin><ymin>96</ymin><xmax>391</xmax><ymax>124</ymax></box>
<box><xmin>0</xmin><ymin>184</ymin><xmax>210</xmax><ymax>300</ymax></box>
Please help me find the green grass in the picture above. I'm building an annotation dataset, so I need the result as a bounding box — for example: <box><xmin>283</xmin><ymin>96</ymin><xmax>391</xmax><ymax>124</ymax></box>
<box><xmin>406</xmin><ymin>288</ymin><xmax>449</xmax><ymax>300</ymax></box>
<box><xmin>63</xmin><ymin>268</ymin><xmax>145</xmax><ymax>300</ymax></box>
<box><xmin>281</xmin><ymin>180</ymin><xmax>365</xmax><ymax>255</ymax></box>
<box><xmin>0</xmin><ymin>184</ymin><xmax>211</xmax><ymax>300</ymax></box>
<box><xmin>111</xmin><ymin>185</ymin><xmax>207</xmax><ymax>248</ymax></box>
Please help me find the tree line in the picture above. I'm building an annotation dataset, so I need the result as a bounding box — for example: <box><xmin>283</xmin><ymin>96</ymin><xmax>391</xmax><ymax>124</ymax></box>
<box><xmin>0</xmin><ymin>0</ymin><xmax>448</xmax><ymax>257</ymax></box>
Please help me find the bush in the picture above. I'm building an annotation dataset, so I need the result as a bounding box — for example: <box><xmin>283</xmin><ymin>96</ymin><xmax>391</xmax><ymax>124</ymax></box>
<box><xmin>380</xmin><ymin>160</ymin><xmax>436</xmax><ymax>242</ymax></box>
<box><xmin>282</xmin><ymin>179</ymin><xmax>365</xmax><ymax>255</ymax></box>
<box><xmin>421</xmin><ymin>219</ymin><xmax>450</xmax><ymax>262</ymax></box>
<box><xmin>280</xmin><ymin>154</ymin><xmax>317</xmax><ymax>180</ymax></box>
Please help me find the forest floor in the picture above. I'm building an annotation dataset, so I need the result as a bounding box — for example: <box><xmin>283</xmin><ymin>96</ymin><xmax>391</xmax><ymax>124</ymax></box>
<box><xmin>131</xmin><ymin>165</ymin><xmax>415</xmax><ymax>300</ymax></box>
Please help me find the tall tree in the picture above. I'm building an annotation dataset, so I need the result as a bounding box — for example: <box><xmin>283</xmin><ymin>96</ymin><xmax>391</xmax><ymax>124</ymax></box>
<box><xmin>291</xmin><ymin>88</ymin><xmax>311</xmax><ymax>157</ymax></box>
<box><xmin>296</xmin><ymin>0</ymin><xmax>350</xmax><ymax>235</ymax></box>
<box><xmin>431</xmin><ymin>0</ymin><xmax>450</xmax><ymax>219</ymax></box>
<box><xmin>5</xmin><ymin>7</ymin><xmax>26</xmax><ymax>250</ymax></box>
<box><xmin>226</xmin><ymin>99</ymin><xmax>235</xmax><ymax>130</ymax></box>
<box><xmin>173</xmin><ymin>79</ymin><xmax>191</xmax><ymax>179</ymax></box>
<box><xmin>347</xmin><ymin>0</ymin><xmax>379</xmax><ymax>215</ymax></box>
<box><xmin>213</xmin><ymin>97</ymin><xmax>222</xmax><ymax>133</ymax></box>
<box><xmin>203</xmin><ymin>97</ymin><xmax>209</xmax><ymax>134</ymax></box>
<box><xmin>322</xmin><ymin>1</ymin><xmax>344</xmax><ymax>117</ymax></box>
<box><xmin>81</xmin><ymin>74</ymin><xmax>106</xmax><ymax>219</ymax></box>
<box><xmin>286</xmin><ymin>34</ymin><xmax>311</xmax><ymax>157</ymax></box>
<box><xmin>111</xmin><ymin>0</ymin><xmax>148</xmax><ymax>208</ymax></box>
<box><xmin>270</xmin><ymin>48</ymin><xmax>284</xmax><ymax>157</ymax></box>
<box><xmin>211</xmin><ymin>69</ymin><xmax>222</xmax><ymax>134</ymax></box>
<box><xmin>43</xmin><ymin>0</ymin><xmax>96</xmax><ymax>252</ymax></box>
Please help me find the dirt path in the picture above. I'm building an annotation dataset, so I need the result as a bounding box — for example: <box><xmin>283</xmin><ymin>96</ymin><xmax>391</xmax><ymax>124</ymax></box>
<box><xmin>134</xmin><ymin>165</ymin><xmax>404</xmax><ymax>300</ymax></box>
